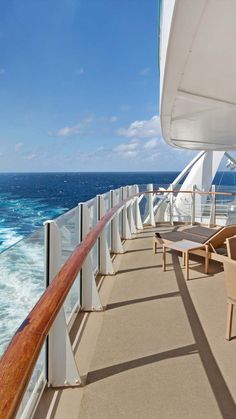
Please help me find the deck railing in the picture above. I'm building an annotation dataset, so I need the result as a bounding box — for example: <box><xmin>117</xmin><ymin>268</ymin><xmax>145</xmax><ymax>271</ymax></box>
<box><xmin>0</xmin><ymin>184</ymin><xmax>144</xmax><ymax>419</ymax></box>
<box><xmin>0</xmin><ymin>183</ymin><xmax>236</xmax><ymax>418</ymax></box>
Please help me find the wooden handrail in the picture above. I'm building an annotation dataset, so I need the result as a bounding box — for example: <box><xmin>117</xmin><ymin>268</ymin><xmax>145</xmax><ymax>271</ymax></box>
<box><xmin>0</xmin><ymin>186</ymin><xmax>236</xmax><ymax>418</ymax></box>
<box><xmin>0</xmin><ymin>195</ymin><xmax>132</xmax><ymax>419</ymax></box>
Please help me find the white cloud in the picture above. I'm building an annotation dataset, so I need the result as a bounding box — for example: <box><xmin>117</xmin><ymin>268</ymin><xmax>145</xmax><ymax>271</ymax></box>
<box><xmin>117</xmin><ymin>115</ymin><xmax>161</xmax><ymax>139</ymax></box>
<box><xmin>15</xmin><ymin>142</ymin><xmax>24</xmax><ymax>151</ymax></box>
<box><xmin>25</xmin><ymin>153</ymin><xmax>37</xmax><ymax>160</ymax></box>
<box><xmin>110</xmin><ymin>115</ymin><xmax>118</xmax><ymax>122</ymax></box>
<box><xmin>52</xmin><ymin>117</ymin><xmax>93</xmax><ymax>137</ymax></box>
<box><xmin>148</xmin><ymin>151</ymin><xmax>161</xmax><ymax>160</ymax></box>
<box><xmin>56</xmin><ymin>124</ymin><xmax>82</xmax><ymax>137</ymax></box>
<box><xmin>143</xmin><ymin>138</ymin><xmax>159</xmax><ymax>150</ymax></box>
<box><xmin>139</xmin><ymin>67</ymin><xmax>150</xmax><ymax>76</ymax></box>
<box><xmin>114</xmin><ymin>140</ymin><xmax>139</xmax><ymax>153</ymax></box>
<box><xmin>0</xmin><ymin>68</ymin><xmax>5</xmax><ymax>75</ymax></box>
<box><xmin>114</xmin><ymin>139</ymin><xmax>140</xmax><ymax>158</ymax></box>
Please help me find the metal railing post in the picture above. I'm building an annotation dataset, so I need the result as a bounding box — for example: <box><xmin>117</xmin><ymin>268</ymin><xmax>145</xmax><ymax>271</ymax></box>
<box><xmin>44</xmin><ymin>220</ymin><xmax>82</xmax><ymax>387</ymax></box>
<box><xmin>127</xmin><ymin>186</ymin><xmax>137</xmax><ymax>234</ymax></box>
<box><xmin>169</xmin><ymin>184</ymin><xmax>174</xmax><ymax>225</ymax></box>
<box><xmin>209</xmin><ymin>184</ymin><xmax>216</xmax><ymax>226</ymax></box>
<box><xmin>121</xmin><ymin>187</ymin><xmax>132</xmax><ymax>239</ymax></box>
<box><xmin>110</xmin><ymin>190</ymin><xmax>124</xmax><ymax>253</ymax></box>
<box><xmin>146</xmin><ymin>183</ymin><xmax>155</xmax><ymax>226</ymax></box>
<box><xmin>78</xmin><ymin>203</ymin><xmax>103</xmax><ymax>311</ymax></box>
<box><xmin>134</xmin><ymin>184</ymin><xmax>143</xmax><ymax>229</ymax></box>
<box><xmin>97</xmin><ymin>195</ymin><xmax>115</xmax><ymax>274</ymax></box>
<box><xmin>191</xmin><ymin>185</ymin><xmax>196</xmax><ymax>225</ymax></box>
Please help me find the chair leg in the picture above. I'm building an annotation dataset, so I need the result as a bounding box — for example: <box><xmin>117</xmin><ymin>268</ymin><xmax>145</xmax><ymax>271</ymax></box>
<box><xmin>162</xmin><ymin>245</ymin><xmax>166</xmax><ymax>271</ymax></box>
<box><xmin>153</xmin><ymin>238</ymin><xmax>159</xmax><ymax>254</ymax></box>
<box><xmin>205</xmin><ymin>245</ymin><xmax>209</xmax><ymax>274</ymax></box>
<box><xmin>153</xmin><ymin>238</ymin><xmax>156</xmax><ymax>253</ymax></box>
<box><xmin>185</xmin><ymin>251</ymin><xmax>189</xmax><ymax>280</ymax></box>
<box><xmin>226</xmin><ymin>302</ymin><xmax>234</xmax><ymax>340</ymax></box>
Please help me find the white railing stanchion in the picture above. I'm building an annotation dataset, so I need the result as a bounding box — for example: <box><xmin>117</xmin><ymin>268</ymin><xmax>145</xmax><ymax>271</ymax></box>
<box><xmin>121</xmin><ymin>187</ymin><xmax>132</xmax><ymax>239</ymax></box>
<box><xmin>209</xmin><ymin>184</ymin><xmax>216</xmax><ymax>226</ymax></box>
<box><xmin>44</xmin><ymin>220</ymin><xmax>82</xmax><ymax>387</ymax></box>
<box><xmin>97</xmin><ymin>195</ymin><xmax>115</xmax><ymax>274</ymax></box>
<box><xmin>127</xmin><ymin>186</ymin><xmax>137</xmax><ymax>234</ymax></box>
<box><xmin>134</xmin><ymin>185</ymin><xmax>143</xmax><ymax>229</ymax></box>
<box><xmin>145</xmin><ymin>183</ymin><xmax>155</xmax><ymax>226</ymax></box>
<box><xmin>110</xmin><ymin>190</ymin><xmax>124</xmax><ymax>254</ymax></box>
<box><xmin>191</xmin><ymin>185</ymin><xmax>196</xmax><ymax>225</ymax></box>
<box><xmin>169</xmin><ymin>184</ymin><xmax>174</xmax><ymax>225</ymax></box>
<box><xmin>79</xmin><ymin>203</ymin><xmax>103</xmax><ymax>311</ymax></box>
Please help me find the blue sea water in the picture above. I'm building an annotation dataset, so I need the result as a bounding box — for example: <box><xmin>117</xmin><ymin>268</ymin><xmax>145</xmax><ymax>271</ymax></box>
<box><xmin>0</xmin><ymin>170</ymin><xmax>236</xmax><ymax>356</ymax></box>
<box><xmin>0</xmin><ymin>171</ymin><xmax>178</xmax><ymax>250</ymax></box>
<box><xmin>0</xmin><ymin>171</ymin><xmax>235</xmax><ymax>251</ymax></box>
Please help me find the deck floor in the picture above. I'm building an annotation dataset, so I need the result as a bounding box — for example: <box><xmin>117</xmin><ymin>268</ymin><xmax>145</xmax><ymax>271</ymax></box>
<box><xmin>34</xmin><ymin>226</ymin><xmax>236</xmax><ymax>419</ymax></box>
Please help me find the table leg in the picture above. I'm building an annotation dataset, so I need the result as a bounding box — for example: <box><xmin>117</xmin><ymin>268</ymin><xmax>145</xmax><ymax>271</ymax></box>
<box><xmin>185</xmin><ymin>251</ymin><xmax>189</xmax><ymax>280</ymax></box>
<box><xmin>205</xmin><ymin>244</ymin><xmax>209</xmax><ymax>274</ymax></box>
<box><xmin>163</xmin><ymin>245</ymin><xmax>166</xmax><ymax>271</ymax></box>
<box><xmin>183</xmin><ymin>252</ymin><xmax>186</xmax><ymax>266</ymax></box>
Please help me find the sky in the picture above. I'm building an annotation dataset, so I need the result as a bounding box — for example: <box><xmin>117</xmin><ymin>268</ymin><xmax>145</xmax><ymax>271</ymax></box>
<box><xmin>0</xmin><ymin>0</ymin><xmax>201</xmax><ymax>172</ymax></box>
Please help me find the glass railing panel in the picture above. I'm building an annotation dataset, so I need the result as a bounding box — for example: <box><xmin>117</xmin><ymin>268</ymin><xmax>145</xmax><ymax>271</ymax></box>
<box><xmin>56</xmin><ymin>206</ymin><xmax>79</xmax><ymax>264</ymax></box>
<box><xmin>16</xmin><ymin>345</ymin><xmax>46</xmax><ymax>419</ymax></box>
<box><xmin>103</xmin><ymin>193</ymin><xmax>111</xmax><ymax>250</ymax></box>
<box><xmin>112</xmin><ymin>189</ymin><xmax>123</xmax><ymax>238</ymax></box>
<box><xmin>55</xmin><ymin>207</ymin><xmax>80</xmax><ymax>321</ymax></box>
<box><xmin>87</xmin><ymin>199</ymin><xmax>98</xmax><ymax>272</ymax></box>
<box><xmin>0</xmin><ymin>228</ymin><xmax>45</xmax><ymax>357</ymax></box>
<box><xmin>137</xmin><ymin>185</ymin><xmax>148</xmax><ymax>222</ymax></box>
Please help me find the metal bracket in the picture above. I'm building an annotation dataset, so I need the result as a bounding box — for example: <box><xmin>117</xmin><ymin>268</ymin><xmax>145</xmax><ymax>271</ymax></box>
<box><xmin>97</xmin><ymin>195</ymin><xmax>115</xmax><ymax>274</ymax></box>
<box><xmin>134</xmin><ymin>185</ymin><xmax>143</xmax><ymax>229</ymax></box>
<box><xmin>145</xmin><ymin>183</ymin><xmax>155</xmax><ymax>226</ymax></box>
<box><xmin>121</xmin><ymin>187</ymin><xmax>132</xmax><ymax>239</ymax></box>
<box><xmin>110</xmin><ymin>190</ymin><xmax>124</xmax><ymax>254</ymax></box>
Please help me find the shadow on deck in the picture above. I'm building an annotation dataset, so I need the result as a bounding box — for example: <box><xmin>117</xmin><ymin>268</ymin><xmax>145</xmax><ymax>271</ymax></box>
<box><xmin>34</xmin><ymin>226</ymin><xmax>236</xmax><ymax>419</ymax></box>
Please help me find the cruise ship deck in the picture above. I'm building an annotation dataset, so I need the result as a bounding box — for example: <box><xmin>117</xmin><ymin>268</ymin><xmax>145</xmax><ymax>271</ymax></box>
<box><xmin>34</xmin><ymin>225</ymin><xmax>236</xmax><ymax>419</ymax></box>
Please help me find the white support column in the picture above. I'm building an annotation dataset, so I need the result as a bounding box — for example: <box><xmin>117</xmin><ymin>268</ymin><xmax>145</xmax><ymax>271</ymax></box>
<box><xmin>110</xmin><ymin>190</ymin><xmax>124</xmax><ymax>254</ymax></box>
<box><xmin>127</xmin><ymin>186</ymin><xmax>137</xmax><ymax>234</ymax></box>
<box><xmin>209</xmin><ymin>184</ymin><xmax>216</xmax><ymax>226</ymax></box>
<box><xmin>97</xmin><ymin>195</ymin><xmax>115</xmax><ymax>275</ymax></box>
<box><xmin>145</xmin><ymin>183</ymin><xmax>155</xmax><ymax>226</ymax></box>
<box><xmin>169</xmin><ymin>184</ymin><xmax>174</xmax><ymax>226</ymax></box>
<box><xmin>121</xmin><ymin>187</ymin><xmax>132</xmax><ymax>239</ymax></box>
<box><xmin>44</xmin><ymin>220</ymin><xmax>82</xmax><ymax>387</ymax></box>
<box><xmin>134</xmin><ymin>185</ymin><xmax>143</xmax><ymax>229</ymax></box>
<box><xmin>79</xmin><ymin>203</ymin><xmax>103</xmax><ymax>311</ymax></box>
<box><xmin>191</xmin><ymin>185</ymin><xmax>196</xmax><ymax>225</ymax></box>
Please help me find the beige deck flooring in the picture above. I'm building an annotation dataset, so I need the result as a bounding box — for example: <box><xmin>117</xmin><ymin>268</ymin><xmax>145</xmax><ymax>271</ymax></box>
<box><xmin>34</xmin><ymin>226</ymin><xmax>236</xmax><ymax>419</ymax></box>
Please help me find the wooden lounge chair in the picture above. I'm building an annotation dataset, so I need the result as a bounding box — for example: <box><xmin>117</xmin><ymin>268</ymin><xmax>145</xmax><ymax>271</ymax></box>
<box><xmin>226</xmin><ymin>236</ymin><xmax>236</xmax><ymax>261</ymax></box>
<box><xmin>223</xmin><ymin>253</ymin><xmax>236</xmax><ymax>340</ymax></box>
<box><xmin>154</xmin><ymin>224</ymin><xmax>236</xmax><ymax>273</ymax></box>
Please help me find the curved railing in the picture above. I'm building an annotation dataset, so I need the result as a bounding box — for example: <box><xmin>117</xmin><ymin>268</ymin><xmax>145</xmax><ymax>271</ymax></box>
<box><xmin>0</xmin><ymin>193</ymin><xmax>134</xmax><ymax>419</ymax></box>
<box><xmin>1</xmin><ymin>184</ymin><xmax>236</xmax><ymax>418</ymax></box>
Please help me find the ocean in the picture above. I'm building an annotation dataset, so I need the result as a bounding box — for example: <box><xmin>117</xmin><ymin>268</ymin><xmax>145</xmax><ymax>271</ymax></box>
<box><xmin>0</xmin><ymin>170</ymin><xmax>236</xmax><ymax>355</ymax></box>
<box><xmin>0</xmin><ymin>171</ymin><xmax>235</xmax><ymax>250</ymax></box>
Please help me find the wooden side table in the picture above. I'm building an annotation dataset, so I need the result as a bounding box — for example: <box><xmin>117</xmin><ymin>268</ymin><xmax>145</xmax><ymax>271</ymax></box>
<box><xmin>162</xmin><ymin>240</ymin><xmax>207</xmax><ymax>280</ymax></box>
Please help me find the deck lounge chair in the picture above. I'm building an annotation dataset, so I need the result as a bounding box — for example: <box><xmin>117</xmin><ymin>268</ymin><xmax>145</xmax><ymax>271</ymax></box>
<box><xmin>153</xmin><ymin>225</ymin><xmax>236</xmax><ymax>272</ymax></box>
<box><xmin>223</xmin><ymin>255</ymin><xmax>236</xmax><ymax>340</ymax></box>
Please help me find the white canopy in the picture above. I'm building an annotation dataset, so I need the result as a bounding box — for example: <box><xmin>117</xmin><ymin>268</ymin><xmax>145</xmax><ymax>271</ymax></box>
<box><xmin>160</xmin><ymin>0</ymin><xmax>236</xmax><ymax>150</ymax></box>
